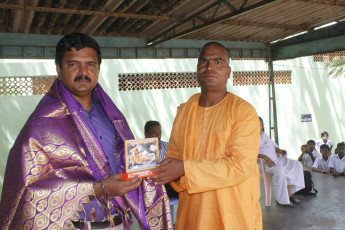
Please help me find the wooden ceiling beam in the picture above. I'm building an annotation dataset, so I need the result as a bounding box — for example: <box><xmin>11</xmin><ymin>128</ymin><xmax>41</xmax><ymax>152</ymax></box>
<box><xmin>221</xmin><ymin>20</ymin><xmax>310</xmax><ymax>31</ymax></box>
<box><xmin>80</xmin><ymin>0</ymin><xmax>124</xmax><ymax>35</ymax></box>
<box><xmin>148</xmin><ymin>0</ymin><xmax>279</xmax><ymax>47</ymax></box>
<box><xmin>298</xmin><ymin>0</ymin><xmax>345</xmax><ymax>7</ymax></box>
<box><xmin>0</xmin><ymin>3</ymin><xmax>176</xmax><ymax>21</ymax></box>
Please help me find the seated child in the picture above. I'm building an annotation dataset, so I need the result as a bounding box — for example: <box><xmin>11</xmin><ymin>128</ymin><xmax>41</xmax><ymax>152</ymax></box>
<box><xmin>329</xmin><ymin>142</ymin><xmax>345</xmax><ymax>177</ymax></box>
<box><xmin>312</xmin><ymin>144</ymin><xmax>331</xmax><ymax>173</ymax></box>
<box><xmin>298</xmin><ymin>140</ymin><xmax>321</xmax><ymax>167</ymax></box>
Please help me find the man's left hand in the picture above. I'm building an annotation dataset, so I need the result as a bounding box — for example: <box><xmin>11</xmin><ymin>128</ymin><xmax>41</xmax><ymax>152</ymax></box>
<box><xmin>150</xmin><ymin>157</ymin><xmax>184</xmax><ymax>185</ymax></box>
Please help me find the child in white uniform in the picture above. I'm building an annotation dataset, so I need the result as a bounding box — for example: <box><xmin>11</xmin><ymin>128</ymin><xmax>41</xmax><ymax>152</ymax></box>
<box><xmin>312</xmin><ymin>144</ymin><xmax>331</xmax><ymax>173</ymax></box>
<box><xmin>329</xmin><ymin>142</ymin><xmax>345</xmax><ymax>177</ymax></box>
<box><xmin>298</xmin><ymin>140</ymin><xmax>321</xmax><ymax>167</ymax></box>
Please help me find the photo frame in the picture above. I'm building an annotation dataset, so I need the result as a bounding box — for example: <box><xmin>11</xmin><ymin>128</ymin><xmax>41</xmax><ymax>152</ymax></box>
<box><xmin>121</xmin><ymin>137</ymin><xmax>160</xmax><ymax>180</ymax></box>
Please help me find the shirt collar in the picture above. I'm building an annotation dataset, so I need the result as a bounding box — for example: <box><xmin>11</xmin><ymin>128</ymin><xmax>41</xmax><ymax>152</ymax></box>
<box><xmin>76</xmin><ymin>90</ymin><xmax>100</xmax><ymax>111</ymax></box>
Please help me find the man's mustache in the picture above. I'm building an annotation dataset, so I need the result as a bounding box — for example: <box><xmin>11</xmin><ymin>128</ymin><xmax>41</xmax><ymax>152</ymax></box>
<box><xmin>74</xmin><ymin>75</ymin><xmax>91</xmax><ymax>82</ymax></box>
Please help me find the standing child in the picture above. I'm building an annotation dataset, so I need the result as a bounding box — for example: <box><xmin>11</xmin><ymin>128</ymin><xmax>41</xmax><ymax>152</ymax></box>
<box><xmin>315</xmin><ymin>131</ymin><xmax>333</xmax><ymax>152</ymax></box>
<box><xmin>329</xmin><ymin>142</ymin><xmax>345</xmax><ymax>177</ymax></box>
<box><xmin>312</xmin><ymin>144</ymin><xmax>331</xmax><ymax>173</ymax></box>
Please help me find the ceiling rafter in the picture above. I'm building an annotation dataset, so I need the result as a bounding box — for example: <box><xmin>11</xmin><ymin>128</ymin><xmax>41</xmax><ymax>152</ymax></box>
<box><xmin>0</xmin><ymin>3</ymin><xmax>176</xmax><ymax>21</ymax></box>
<box><xmin>298</xmin><ymin>0</ymin><xmax>345</xmax><ymax>7</ymax></box>
<box><xmin>80</xmin><ymin>0</ymin><xmax>124</xmax><ymax>35</ymax></box>
<box><xmin>220</xmin><ymin>20</ymin><xmax>310</xmax><ymax>31</ymax></box>
<box><xmin>147</xmin><ymin>0</ymin><xmax>278</xmax><ymax>47</ymax></box>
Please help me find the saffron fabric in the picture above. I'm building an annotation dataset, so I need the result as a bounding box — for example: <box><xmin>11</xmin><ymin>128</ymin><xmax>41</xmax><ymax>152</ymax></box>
<box><xmin>167</xmin><ymin>93</ymin><xmax>262</xmax><ymax>230</ymax></box>
<box><xmin>0</xmin><ymin>79</ymin><xmax>172</xmax><ymax>230</ymax></box>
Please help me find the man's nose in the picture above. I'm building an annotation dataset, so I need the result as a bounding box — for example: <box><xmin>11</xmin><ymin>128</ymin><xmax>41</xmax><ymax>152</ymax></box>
<box><xmin>79</xmin><ymin>64</ymin><xmax>88</xmax><ymax>76</ymax></box>
<box><xmin>205</xmin><ymin>61</ymin><xmax>214</xmax><ymax>70</ymax></box>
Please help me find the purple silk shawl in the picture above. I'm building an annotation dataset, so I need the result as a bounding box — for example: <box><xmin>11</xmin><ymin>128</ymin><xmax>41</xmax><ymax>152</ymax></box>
<box><xmin>0</xmin><ymin>79</ymin><xmax>172</xmax><ymax>230</ymax></box>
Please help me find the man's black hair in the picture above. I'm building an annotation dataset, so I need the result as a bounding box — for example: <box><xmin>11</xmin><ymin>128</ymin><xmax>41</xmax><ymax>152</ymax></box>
<box><xmin>144</xmin><ymin>120</ymin><xmax>161</xmax><ymax>133</ymax></box>
<box><xmin>55</xmin><ymin>32</ymin><xmax>102</xmax><ymax>67</ymax></box>
<box><xmin>258</xmin><ymin>116</ymin><xmax>264</xmax><ymax>132</ymax></box>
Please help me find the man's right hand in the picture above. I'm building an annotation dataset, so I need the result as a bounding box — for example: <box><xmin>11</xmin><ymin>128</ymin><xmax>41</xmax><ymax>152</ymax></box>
<box><xmin>95</xmin><ymin>174</ymin><xmax>142</xmax><ymax>197</ymax></box>
<box><xmin>264</xmin><ymin>156</ymin><xmax>276</xmax><ymax>167</ymax></box>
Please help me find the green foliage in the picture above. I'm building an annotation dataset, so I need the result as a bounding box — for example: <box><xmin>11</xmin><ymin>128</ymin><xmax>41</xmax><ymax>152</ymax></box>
<box><xmin>324</xmin><ymin>57</ymin><xmax>345</xmax><ymax>78</ymax></box>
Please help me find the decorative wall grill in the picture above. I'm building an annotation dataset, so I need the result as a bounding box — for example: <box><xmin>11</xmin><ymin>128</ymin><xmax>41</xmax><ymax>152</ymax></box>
<box><xmin>233</xmin><ymin>71</ymin><xmax>292</xmax><ymax>86</ymax></box>
<box><xmin>314</xmin><ymin>51</ymin><xmax>345</xmax><ymax>62</ymax></box>
<box><xmin>119</xmin><ymin>72</ymin><xmax>199</xmax><ymax>91</ymax></box>
<box><xmin>231</xmin><ymin>57</ymin><xmax>266</xmax><ymax>61</ymax></box>
<box><xmin>0</xmin><ymin>76</ymin><xmax>57</xmax><ymax>96</ymax></box>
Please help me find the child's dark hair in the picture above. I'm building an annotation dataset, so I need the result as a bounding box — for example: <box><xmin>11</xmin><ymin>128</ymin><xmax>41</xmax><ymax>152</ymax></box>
<box><xmin>321</xmin><ymin>131</ymin><xmax>329</xmax><ymax>138</ymax></box>
<box><xmin>320</xmin><ymin>144</ymin><xmax>330</xmax><ymax>150</ymax></box>
<box><xmin>307</xmin><ymin>140</ymin><xmax>315</xmax><ymax>145</ymax></box>
<box><xmin>337</xmin><ymin>142</ymin><xmax>345</xmax><ymax>148</ymax></box>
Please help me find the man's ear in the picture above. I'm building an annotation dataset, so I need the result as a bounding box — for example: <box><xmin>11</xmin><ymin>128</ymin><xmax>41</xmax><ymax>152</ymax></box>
<box><xmin>56</xmin><ymin>65</ymin><xmax>61</xmax><ymax>78</ymax></box>
<box><xmin>227</xmin><ymin>66</ymin><xmax>231</xmax><ymax>78</ymax></box>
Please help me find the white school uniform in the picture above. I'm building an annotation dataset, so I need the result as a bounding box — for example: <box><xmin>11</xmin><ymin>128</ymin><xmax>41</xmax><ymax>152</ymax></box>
<box><xmin>312</xmin><ymin>157</ymin><xmax>330</xmax><ymax>171</ymax></box>
<box><xmin>328</xmin><ymin>154</ymin><xmax>345</xmax><ymax>173</ymax></box>
<box><xmin>259</xmin><ymin>132</ymin><xmax>305</xmax><ymax>205</ymax></box>
<box><xmin>302</xmin><ymin>150</ymin><xmax>321</xmax><ymax>167</ymax></box>
<box><xmin>315</xmin><ymin>139</ymin><xmax>333</xmax><ymax>153</ymax></box>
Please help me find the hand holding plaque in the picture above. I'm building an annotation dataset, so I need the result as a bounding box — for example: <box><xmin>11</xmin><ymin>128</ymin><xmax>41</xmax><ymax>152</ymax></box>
<box><xmin>120</xmin><ymin>138</ymin><xmax>160</xmax><ymax>180</ymax></box>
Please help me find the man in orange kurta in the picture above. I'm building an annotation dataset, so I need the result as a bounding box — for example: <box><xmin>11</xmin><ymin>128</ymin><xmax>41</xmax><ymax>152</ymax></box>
<box><xmin>151</xmin><ymin>42</ymin><xmax>262</xmax><ymax>229</ymax></box>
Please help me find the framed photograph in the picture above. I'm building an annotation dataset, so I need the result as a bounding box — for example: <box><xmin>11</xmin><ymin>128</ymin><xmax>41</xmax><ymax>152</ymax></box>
<box><xmin>121</xmin><ymin>138</ymin><xmax>159</xmax><ymax>180</ymax></box>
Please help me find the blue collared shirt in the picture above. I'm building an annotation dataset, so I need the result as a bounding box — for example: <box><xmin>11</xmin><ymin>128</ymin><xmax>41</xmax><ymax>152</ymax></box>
<box><xmin>79</xmin><ymin>92</ymin><xmax>117</xmax><ymax>174</ymax></box>
<box><xmin>78</xmin><ymin>92</ymin><xmax>117</xmax><ymax>221</ymax></box>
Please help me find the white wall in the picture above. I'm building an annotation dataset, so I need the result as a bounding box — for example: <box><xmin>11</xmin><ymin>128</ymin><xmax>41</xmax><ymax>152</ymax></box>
<box><xmin>1</xmin><ymin>56</ymin><xmax>345</xmax><ymax>196</ymax></box>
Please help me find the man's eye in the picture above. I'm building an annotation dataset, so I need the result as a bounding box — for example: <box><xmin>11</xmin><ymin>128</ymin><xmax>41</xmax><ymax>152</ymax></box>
<box><xmin>199</xmin><ymin>60</ymin><xmax>206</xmax><ymax>65</ymax></box>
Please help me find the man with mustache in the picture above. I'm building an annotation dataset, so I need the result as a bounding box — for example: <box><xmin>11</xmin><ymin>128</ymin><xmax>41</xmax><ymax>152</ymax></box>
<box><xmin>150</xmin><ymin>42</ymin><xmax>262</xmax><ymax>229</ymax></box>
<box><xmin>0</xmin><ymin>33</ymin><xmax>172</xmax><ymax>230</ymax></box>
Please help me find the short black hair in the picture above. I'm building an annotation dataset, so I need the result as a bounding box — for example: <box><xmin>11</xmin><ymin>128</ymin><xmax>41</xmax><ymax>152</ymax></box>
<box><xmin>200</xmin><ymin>41</ymin><xmax>230</xmax><ymax>65</ymax></box>
<box><xmin>144</xmin><ymin>120</ymin><xmax>161</xmax><ymax>133</ymax></box>
<box><xmin>320</xmin><ymin>144</ymin><xmax>330</xmax><ymax>150</ymax></box>
<box><xmin>258</xmin><ymin>116</ymin><xmax>264</xmax><ymax>132</ymax></box>
<box><xmin>321</xmin><ymin>131</ymin><xmax>329</xmax><ymax>138</ymax></box>
<box><xmin>307</xmin><ymin>140</ymin><xmax>315</xmax><ymax>145</ymax></box>
<box><xmin>337</xmin><ymin>142</ymin><xmax>345</xmax><ymax>148</ymax></box>
<box><xmin>337</xmin><ymin>142</ymin><xmax>345</xmax><ymax>147</ymax></box>
<box><xmin>55</xmin><ymin>32</ymin><xmax>102</xmax><ymax>67</ymax></box>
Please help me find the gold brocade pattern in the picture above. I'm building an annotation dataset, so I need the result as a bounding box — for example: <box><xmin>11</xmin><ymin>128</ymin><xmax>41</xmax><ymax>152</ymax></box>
<box><xmin>0</xmin><ymin>79</ymin><xmax>172</xmax><ymax>230</ymax></box>
<box><xmin>0</xmin><ymin>100</ymin><xmax>96</xmax><ymax>229</ymax></box>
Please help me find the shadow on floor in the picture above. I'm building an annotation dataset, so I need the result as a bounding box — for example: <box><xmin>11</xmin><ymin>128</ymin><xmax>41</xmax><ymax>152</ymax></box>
<box><xmin>260</xmin><ymin>167</ymin><xmax>345</xmax><ymax>230</ymax></box>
